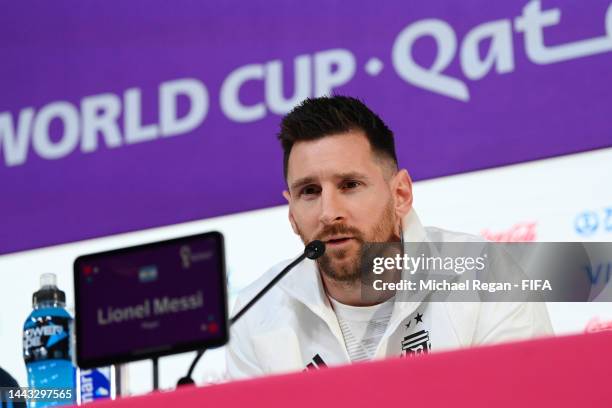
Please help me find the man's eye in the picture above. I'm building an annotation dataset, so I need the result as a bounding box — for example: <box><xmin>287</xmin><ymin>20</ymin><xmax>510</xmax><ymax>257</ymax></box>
<box><xmin>300</xmin><ymin>186</ymin><xmax>320</xmax><ymax>196</ymax></box>
<box><xmin>342</xmin><ymin>180</ymin><xmax>361</xmax><ymax>189</ymax></box>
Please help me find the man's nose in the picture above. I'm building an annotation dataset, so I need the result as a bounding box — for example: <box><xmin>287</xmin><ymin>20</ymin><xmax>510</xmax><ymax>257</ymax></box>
<box><xmin>319</xmin><ymin>188</ymin><xmax>346</xmax><ymax>225</ymax></box>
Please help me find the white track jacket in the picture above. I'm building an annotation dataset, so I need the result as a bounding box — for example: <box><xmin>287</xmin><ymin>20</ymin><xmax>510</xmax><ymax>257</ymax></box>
<box><xmin>226</xmin><ymin>210</ymin><xmax>553</xmax><ymax>379</ymax></box>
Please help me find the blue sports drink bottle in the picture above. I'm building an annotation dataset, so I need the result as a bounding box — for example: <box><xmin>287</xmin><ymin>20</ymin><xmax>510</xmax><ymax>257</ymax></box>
<box><xmin>23</xmin><ymin>273</ymin><xmax>76</xmax><ymax>407</ymax></box>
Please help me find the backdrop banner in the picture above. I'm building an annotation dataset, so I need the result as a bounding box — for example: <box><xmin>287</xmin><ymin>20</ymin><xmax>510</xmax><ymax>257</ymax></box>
<box><xmin>1</xmin><ymin>0</ymin><xmax>611</xmax><ymax>254</ymax></box>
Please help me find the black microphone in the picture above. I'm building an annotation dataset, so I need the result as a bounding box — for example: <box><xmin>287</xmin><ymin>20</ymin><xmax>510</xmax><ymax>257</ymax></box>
<box><xmin>304</xmin><ymin>240</ymin><xmax>325</xmax><ymax>260</ymax></box>
<box><xmin>229</xmin><ymin>240</ymin><xmax>325</xmax><ymax>324</ymax></box>
<box><xmin>177</xmin><ymin>240</ymin><xmax>325</xmax><ymax>386</ymax></box>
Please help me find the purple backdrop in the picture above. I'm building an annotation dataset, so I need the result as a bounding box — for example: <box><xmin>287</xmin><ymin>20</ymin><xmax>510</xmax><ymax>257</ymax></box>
<box><xmin>1</xmin><ymin>0</ymin><xmax>611</xmax><ymax>254</ymax></box>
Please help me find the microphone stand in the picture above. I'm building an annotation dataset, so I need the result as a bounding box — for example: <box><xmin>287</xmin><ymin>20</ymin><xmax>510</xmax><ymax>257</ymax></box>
<box><xmin>176</xmin><ymin>240</ymin><xmax>325</xmax><ymax>387</ymax></box>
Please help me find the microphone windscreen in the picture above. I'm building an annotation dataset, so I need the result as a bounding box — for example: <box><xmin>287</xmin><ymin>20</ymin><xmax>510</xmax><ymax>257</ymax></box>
<box><xmin>305</xmin><ymin>240</ymin><xmax>325</xmax><ymax>260</ymax></box>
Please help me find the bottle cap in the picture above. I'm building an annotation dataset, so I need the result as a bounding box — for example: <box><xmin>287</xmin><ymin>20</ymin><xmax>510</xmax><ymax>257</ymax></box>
<box><xmin>33</xmin><ymin>273</ymin><xmax>66</xmax><ymax>307</ymax></box>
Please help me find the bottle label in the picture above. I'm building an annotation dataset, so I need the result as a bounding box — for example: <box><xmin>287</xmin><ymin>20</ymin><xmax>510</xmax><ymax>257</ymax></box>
<box><xmin>23</xmin><ymin>315</ymin><xmax>71</xmax><ymax>363</ymax></box>
<box><xmin>80</xmin><ymin>367</ymin><xmax>112</xmax><ymax>403</ymax></box>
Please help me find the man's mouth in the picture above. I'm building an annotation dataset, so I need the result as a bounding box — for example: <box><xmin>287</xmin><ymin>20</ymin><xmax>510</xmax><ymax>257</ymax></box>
<box><xmin>325</xmin><ymin>237</ymin><xmax>354</xmax><ymax>247</ymax></box>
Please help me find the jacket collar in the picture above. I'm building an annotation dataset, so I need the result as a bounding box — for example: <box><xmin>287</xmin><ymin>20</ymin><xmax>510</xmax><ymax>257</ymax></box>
<box><xmin>402</xmin><ymin>207</ymin><xmax>428</xmax><ymax>243</ymax></box>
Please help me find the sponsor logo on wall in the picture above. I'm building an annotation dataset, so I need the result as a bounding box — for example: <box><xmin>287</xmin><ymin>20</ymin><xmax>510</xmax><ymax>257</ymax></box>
<box><xmin>585</xmin><ymin>317</ymin><xmax>612</xmax><ymax>333</ymax></box>
<box><xmin>585</xmin><ymin>262</ymin><xmax>611</xmax><ymax>286</ymax></box>
<box><xmin>574</xmin><ymin>207</ymin><xmax>612</xmax><ymax>237</ymax></box>
<box><xmin>481</xmin><ymin>221</ymin><xmax>537</xmax><ymax>242</ymax></box>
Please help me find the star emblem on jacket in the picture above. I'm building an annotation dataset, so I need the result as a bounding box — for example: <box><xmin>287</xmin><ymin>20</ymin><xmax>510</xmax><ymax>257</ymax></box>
<box><xmin>401</xmin><ymin>311</ymin><xmax>430</xmax><ymax>356</ymax></box>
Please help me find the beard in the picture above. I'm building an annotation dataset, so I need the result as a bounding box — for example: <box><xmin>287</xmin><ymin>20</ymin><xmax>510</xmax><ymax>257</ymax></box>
<box><xmin>296</xmin><ymin>198</ymin><xmax>400</xmax><ymax>283</ymax></box>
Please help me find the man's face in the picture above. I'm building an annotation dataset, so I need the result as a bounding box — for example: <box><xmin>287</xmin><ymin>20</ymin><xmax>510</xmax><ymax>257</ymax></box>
<box><xmin>284</xmin><ymin>130</ymin><xmax>406</xmax><ymax>282</ymax></box>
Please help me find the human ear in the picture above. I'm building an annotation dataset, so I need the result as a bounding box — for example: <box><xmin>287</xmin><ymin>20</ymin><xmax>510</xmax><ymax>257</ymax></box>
<box><xmin>391</xmin><ymin>169</ymin><xmax>413</xmax><ymax>219</ymax></box>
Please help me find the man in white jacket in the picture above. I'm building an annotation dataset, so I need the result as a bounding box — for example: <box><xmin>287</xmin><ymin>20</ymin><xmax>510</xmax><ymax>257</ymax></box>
<box><xmin>226</xmin><ymin>96</ymin><xmax>552</xmax><ymax>379</ymax></box>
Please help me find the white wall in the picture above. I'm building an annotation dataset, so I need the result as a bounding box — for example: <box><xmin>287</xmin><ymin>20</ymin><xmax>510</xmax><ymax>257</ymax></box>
<box><xmin>1</xmin><ymin>147</ymin><xmax>611</xmax><ymax>395</ymax></box>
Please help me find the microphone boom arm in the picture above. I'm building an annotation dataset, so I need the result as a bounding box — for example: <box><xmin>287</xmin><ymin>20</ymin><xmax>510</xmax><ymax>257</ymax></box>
<box><xmin>177</xmin><ymin>240</ymin><xmax>325</xmax><ymax>386</ymax></box>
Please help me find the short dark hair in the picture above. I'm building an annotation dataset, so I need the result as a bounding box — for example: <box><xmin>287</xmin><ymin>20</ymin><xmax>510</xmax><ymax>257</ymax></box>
<box><xmin>278</xmin><ymin>96</ymin><xmax>398</xmax><ymax>180</ymax></box>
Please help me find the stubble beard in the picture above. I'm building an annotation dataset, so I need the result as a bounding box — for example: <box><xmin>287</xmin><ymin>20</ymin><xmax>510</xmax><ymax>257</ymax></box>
<box><xmin>296</xmin><ymin>199</ymin><xmax>399</xmax><ymax>284</ymax></box>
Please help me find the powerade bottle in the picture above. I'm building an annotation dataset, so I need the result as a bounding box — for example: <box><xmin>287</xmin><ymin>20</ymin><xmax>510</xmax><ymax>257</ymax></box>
<box><xmin>23</xmin><ymin>274</ymin><xmax>76</xmax><ymax>407</ymax></box>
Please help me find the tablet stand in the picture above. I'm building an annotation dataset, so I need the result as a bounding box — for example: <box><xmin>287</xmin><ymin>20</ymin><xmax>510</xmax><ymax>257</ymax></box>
<box><xmin>152</xmin><ymin>357</ymin><xmax>159</xmax><ymax>391</ymax></box>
